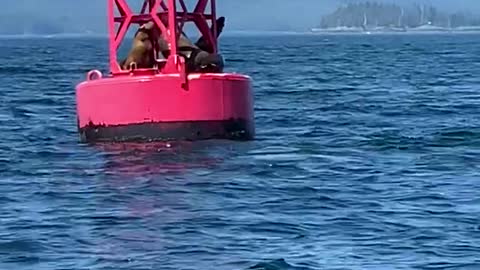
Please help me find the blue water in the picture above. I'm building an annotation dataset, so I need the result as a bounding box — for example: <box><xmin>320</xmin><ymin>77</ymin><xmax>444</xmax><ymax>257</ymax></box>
<box><xmin>1</xmin><ymin>33</ymin><xmax>480</xmax><ymax>270</ymax></box>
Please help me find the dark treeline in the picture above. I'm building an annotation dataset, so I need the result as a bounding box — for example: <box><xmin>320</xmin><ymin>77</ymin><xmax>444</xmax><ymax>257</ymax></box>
<box><xmin>319</xmin><ymin>2</ymin><xmax>480</xmax><ymax>29</ymax></box>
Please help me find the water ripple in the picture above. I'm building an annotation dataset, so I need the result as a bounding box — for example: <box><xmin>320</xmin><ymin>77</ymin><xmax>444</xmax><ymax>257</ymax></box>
<box><xmin>0</xmin><ymin>34</ymin><xmax>480</xmax><ymax>269</ymax></box>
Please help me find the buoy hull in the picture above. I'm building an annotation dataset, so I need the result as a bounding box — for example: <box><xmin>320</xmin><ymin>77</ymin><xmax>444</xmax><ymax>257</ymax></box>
<box><xmin>75</xmin><ymin>73</ymin><xmax>255</xmax><ymax>143</ymax></box>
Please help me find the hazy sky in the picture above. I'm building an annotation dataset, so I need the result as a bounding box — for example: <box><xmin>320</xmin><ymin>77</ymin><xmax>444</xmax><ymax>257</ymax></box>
<box><xmin>2</xmin><ymin>0</ymin><xmax>479</xmax><ymax>32</ymax></box>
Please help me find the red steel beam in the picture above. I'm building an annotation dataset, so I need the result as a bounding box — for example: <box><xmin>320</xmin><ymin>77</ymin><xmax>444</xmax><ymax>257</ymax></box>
<box><xmin>108</xmin><ymin>0</ymin><xmax>218</xmax><ymax>74</ymax></box>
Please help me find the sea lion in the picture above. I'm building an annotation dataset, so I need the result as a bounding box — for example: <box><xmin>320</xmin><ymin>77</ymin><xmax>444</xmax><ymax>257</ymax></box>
<box><xmin>121</xmin><ymin>17</ymin><xmax>226</xmax><ymax>72</ymax></box>
<box><xmin>121</xmin><ymin>22</ymin><xmax>157</xmax><ymax>70</ymax></box>
<box><xmin>157</xmin><ymin>17</ymin><xmax>226</xmax><ymax>73</ymax></box>
<box><xmin>195</xmin><ymin>16</ymin><xmax>226</xmax><ymax>53</ymax></box>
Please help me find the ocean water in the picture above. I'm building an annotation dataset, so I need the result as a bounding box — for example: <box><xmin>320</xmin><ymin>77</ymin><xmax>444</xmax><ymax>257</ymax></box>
<box><xmin>0</xmin><ymin>33</ymin><xmax>479</xmax><ymax>270</ymax></box>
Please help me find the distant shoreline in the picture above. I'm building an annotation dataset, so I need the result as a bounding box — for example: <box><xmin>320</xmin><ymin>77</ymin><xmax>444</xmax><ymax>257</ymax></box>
<box><xmin>310</xmin><ymin>27</ymin><xmax>480</xmax><ymax>35</ymax></box>
<box><xmin>0</xmin><ymin>33</ymin><xmax>108</xmax><ymax>39</ymax></box>
<box><xmin>316</xmin><ymin>1</ymin><xmax>480</xmax><ymax>36</ymax></box>
<box><xmin>0</xmin><ymin>29</ymin><xmax>479</xmax><ymax>39</ymax></box>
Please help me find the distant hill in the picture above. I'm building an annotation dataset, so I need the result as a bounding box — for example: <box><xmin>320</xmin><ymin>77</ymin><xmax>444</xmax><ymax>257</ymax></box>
<box><xmin>315</xmin><ymin>1</ymin><xmax>480</xmax><ymax>31</ymax></box>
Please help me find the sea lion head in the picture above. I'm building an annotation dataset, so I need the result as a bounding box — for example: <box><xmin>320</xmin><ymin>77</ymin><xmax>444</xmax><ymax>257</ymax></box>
<box><xmin>134</xmin><ymin>21</ymin><xmax>156</xmax><ymax>41</ymax></box>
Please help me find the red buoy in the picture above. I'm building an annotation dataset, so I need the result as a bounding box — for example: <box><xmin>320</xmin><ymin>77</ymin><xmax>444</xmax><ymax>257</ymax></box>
<box><xmin>75</xmin><ymin>0</ymin><xmax>255</xmax><ymax>143</ymax></box>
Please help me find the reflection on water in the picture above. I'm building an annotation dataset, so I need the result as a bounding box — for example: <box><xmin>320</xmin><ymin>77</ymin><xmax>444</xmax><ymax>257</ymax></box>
<box><xmin>95</xmin><ymin>140</ymin><xmax>239</xmax><ymax>177</ymax></box>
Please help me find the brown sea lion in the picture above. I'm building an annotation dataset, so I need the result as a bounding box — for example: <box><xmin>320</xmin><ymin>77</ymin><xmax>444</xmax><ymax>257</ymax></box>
<box><xmin>120</xmin><ymin>22</ymin><xmax>157</xmax><ymax>70</ymax></box>
<box><xmin>120</xmin><ymin>17</ymin><xmax>226</xmax><ymax>72</ymax></box>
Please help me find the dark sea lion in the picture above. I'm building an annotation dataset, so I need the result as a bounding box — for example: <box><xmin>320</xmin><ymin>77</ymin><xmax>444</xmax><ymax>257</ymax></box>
<box><xmin>121</xmin><ymin>22</ymin><xmax>157</xmax><ymax>70</ymax></box>
<box><xmin>157</xmin><ymin>17</ymin><xmax>226</xmax><ymax>73</ymax></box>
<box><xmin>195</xmin><ymin>16</ymin><xmax>226</xmax><ymax>53</ymax></box>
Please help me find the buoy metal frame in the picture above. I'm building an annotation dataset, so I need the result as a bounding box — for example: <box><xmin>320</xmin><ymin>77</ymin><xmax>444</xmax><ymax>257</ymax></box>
<box><xmin>75</xmin><ymin>0</ymin><xmax>255</xmax><ymax>143</ymax></box>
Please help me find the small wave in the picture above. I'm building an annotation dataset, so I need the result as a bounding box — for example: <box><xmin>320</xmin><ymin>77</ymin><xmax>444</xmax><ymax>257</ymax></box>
<box><xmin>430</xmin><ymin>128</ymin><xmax>480</xmax><ymax>147</ymax></box>
<box><xmin>414</xmin><ymin>261</ymin><xmax>480</xmax><ymax>270</ymax></box>
<box><xmin>0</xmin><ymin>66</ymin><xmax>39</xmax><ymax>75</ymax></box>
<box><xmin>226</xmin><ymin>58</ymin><xmax>247</xmax><ymax>63</ymax></box>
<box><xmin>0</xmin><ymin>239</ymin><xmax>44</xmax><ymax>253</ymax></box>
<box><xmin>361</xmin><ymin>130</ymin><xmax>427</xmax><ymax>151</ymax></box>
<box><xmin>248</xmin><ymin>259</ymin><xmax>313</xmax><ymax>270</ymax></box>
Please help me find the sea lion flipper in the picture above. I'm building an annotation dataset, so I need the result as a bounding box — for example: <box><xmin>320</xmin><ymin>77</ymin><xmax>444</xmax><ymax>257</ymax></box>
<box><xmin>119</xmin><ymin>58</ymin><xmax>126</xmax><ymax>69</ymax></box>
<box><xmin>195</xmin><ymin>16</ymin><xmax>226</xmax><ymax>53</ymax></box>
<box><xmin>216</xmin><ymin>17</ymin><xmax>226</xmax><ymax>36</ymax></box>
